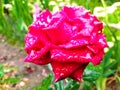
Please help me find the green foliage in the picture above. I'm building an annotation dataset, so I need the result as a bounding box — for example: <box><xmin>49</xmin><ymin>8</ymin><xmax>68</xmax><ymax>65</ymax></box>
<box><xmin>0</xmin><ymin>64</ymin><xmax>4</xmax><ymax>78</ymax></box>
<box><xmin>0</xmin><ymin>0</ymin><xmax>32</xmax><ymax>45</ymax></box>
<box><xmin>3</xmin><ymin>77</ymin><xmax>20</xmax><ymax>84</ymax></box>
<box><xmin>64</xmin><ymin>79</ymin><xmax>80</xmax><ymax>90</ymax></box>
<box><xmin>40</xmin><ymin>0</ymin><xmax>49</xmax><ymax>9</ymax></box>
<box><xmin>33</xmin><ymin>74</ymin><xmax>80</xmax><ymax>90</ymax></box>
<box><xmin>0</xmin><ymin>64</ymin><xmax>21</xmax><ymax>89</ymax></box>
<box><xmin>83</xmin><ymin>63</ymin><xmax>101</xmax><ymax>82</ymax></box>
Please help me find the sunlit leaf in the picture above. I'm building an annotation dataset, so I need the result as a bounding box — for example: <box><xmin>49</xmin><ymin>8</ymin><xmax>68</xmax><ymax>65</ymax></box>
<box><xmin>0</xmin><ymin>64</ymin><xmax>4</xmax><ymax>78</ymax></box>
<box><xmin>4</xmin><ymin>77</ymin><xmax>20</xmax><ymax>84</ymax></box>
<box><xmin>64</xmin><ymin>79</ymin><xmax>80</xmax><ymax>90</ymax></box>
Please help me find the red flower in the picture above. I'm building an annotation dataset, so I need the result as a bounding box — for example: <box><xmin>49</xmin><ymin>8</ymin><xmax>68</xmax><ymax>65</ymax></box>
<box><xmin>24</xmin><ymin>6</ymin><xmax>107</xmax><ymax>82</ymax></box>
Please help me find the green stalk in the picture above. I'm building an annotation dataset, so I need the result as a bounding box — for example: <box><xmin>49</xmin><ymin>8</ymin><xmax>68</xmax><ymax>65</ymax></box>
<box><xmin>100</xmin><ymin>0</ymin><xmax>118</xmax><ymax>43</ymax></box>
<box><xmin>40</xmin><ymin>0</ymin><xmax>49</xmax><ymax>9</ymax></box>
<box><xmin>0</xmin><ymin>0</ymin><xmax>4</xmax><ymax>17</ymax></box>
<box><xmin>96</xmin><ymin>77</ymin><xmax>107</xmax><ymax>90</ymax></box>
<box><xmin>100</xmin><ymin>0</ymin><xmax>108</xmax><ymax>23</ymax></box>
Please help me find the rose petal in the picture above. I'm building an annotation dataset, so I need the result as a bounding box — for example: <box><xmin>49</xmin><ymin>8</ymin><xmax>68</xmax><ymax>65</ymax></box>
<box><xmin>70</xmin><ymin>63</ymin><xmax>88</xmax><ymax>82</ymax></box>
<box><xmin>25</xmin><ymin>44</ymin><xmax>51</xmax><ymax>65</ymax></box>
<box><xmin>91</xmin><ymin>16</ymin><xmax>103</xmax><ymax>32</ymax></box>
<box><xmin>25</xmin><ymin>52</ymin><xmax>51</xmax><ymax>65</ymax></box>
<box><xmin>43</xmin><ymin>11</ymin><xmax>82</xmax><ymax>44</ymax></box>
<box><xmin>51</xmin><ymin>48</ymin><xmax>92</xmax><ymax>63</ymax></box>
<box><xmin>78</xmin><ymin>18</ymin><xmax>94</xmax><ymax>36</ymax></box>
<box><xmin>24</xmin><ymin>33</ymin><xmax>39</xmax><ymax>51</ymax></box>
<box><xmin>91</xmin><ymin>50</ymin><xmax>104</xmax><ymax>65</ymax></box>
<box><xmin>44</xmin><ymin>21</ymin><xmax>75</xmax><ymax>44</ymax></box>
<box><xmin>87</xmin><ymin>34</ymin><xmax>108</xmax><ymax>53</ymax></box>
<box><xmin>59</xmin><ymin>38</ymin><xmax>89</xmax><ymax>49</ymax></box>
<box><xmin>32</xmin><ymin>9</ymin><xmax>52</xmax><ymax>28</ymax></box>
<box><xmin>63</xmin><ymin>6</ymin><xmax>89</xmax><ymax>21</ymax></box>
<box><xmin>51</xmin><ymin>62</ymin><xmax>80</xmax><ymax>82</ymax></box>
<box><xmin>87</xmin><ymin>44</ymin><xmax>101</xmax><ymax>54</ymax></box>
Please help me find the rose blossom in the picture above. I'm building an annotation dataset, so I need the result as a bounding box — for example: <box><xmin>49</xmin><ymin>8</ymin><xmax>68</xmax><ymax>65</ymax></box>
<box><xmin>24</xmin><ymin>6</ymin><xmax>107</xmax><ymax>82</ymax></box>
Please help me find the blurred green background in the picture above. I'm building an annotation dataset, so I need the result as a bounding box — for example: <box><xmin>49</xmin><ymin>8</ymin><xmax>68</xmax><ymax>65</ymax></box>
<box><xmin>0</xmin><ymin>0</ymin><xmax>120</xmax><ymax>90</ymax></box>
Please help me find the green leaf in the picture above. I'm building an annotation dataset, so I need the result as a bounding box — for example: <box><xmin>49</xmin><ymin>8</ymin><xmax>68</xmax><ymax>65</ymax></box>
<box><xmin>48</xmin><ymin>87</ymin><xmax>53</xmax><ymax>90</ymax></box>
<box><xmin>64</xmin><ymin>79</ymin><xmax>80</xmax><ymax>90</ymax></box>
<box><xmin>83</xmin><ymin>63</ymin><xmax>101</xmax><ymax>82</ymax></box>
<box><xmin>83</xmin><ymin>70</ymin><xmax>100</xmax><ymax>82</ymax></box>
<box><xmin>83</xmin><ymin>81</ymin><xmax>93</xmax><ymax>90</ymax></box>
<box><xmin>103</xmin><ymin>47</ymin><xmax>113</xmax><ymax>67</ymax></box>
<box><xmin>33</xmin><ymin>74</ymin><xmax>53</xmax><ymax>90</ymax></box>
<box><xmin>0</xmin><ymin>64</ymin><xmax>4</xmax><ymax>77</ymax></box>
<box><xmin>69</xmin><ymin>83</ymin><xmax>80</xmax><ymax>90</ymax></box>
<box><xmin>103</xmin><ymin>70</ymin><xmax>116</xmax><ymax>77</ymax></box>
<box><xmin>4</xmin><ymin>77</ymin><xmax>20</xmax><ymax>84</ymax></box>
<box><xmin>103</xmin><ymin>61</ymin><xmax>117</xmax><ymax>71</ymax></box>
<box><xmin>64</xmin><ymin>79</ymin><xmax>73</xmax><ymax>90</ymax></box>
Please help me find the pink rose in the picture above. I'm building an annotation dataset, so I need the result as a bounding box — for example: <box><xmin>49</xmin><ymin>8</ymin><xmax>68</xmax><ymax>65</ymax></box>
<box><xmin>24</xmin><ymin>6</ymin><xmax>107</xmax><ymax>82</ymax></box>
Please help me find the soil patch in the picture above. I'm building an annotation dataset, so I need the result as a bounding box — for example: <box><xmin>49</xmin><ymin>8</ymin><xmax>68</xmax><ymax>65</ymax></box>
<box><xmin>0</xmin><ymin>36</ymin><xmax>50</xmax><ymax>90</ymax></box>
